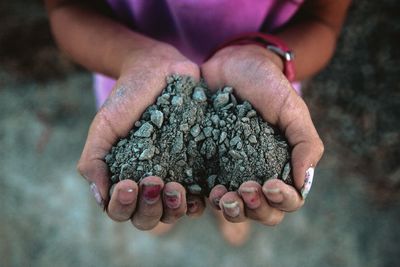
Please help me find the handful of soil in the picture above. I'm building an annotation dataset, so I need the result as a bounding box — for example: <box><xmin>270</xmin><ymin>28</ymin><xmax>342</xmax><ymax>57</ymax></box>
<box><xmin>105</xmin><ymin>75</ymin><xmax>293</xmax><ymax>196</ymax></box>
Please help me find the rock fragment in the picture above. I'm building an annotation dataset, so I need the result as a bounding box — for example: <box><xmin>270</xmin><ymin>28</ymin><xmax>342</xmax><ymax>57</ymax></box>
<box><xmin>192</xmin><ymin>87</ymin><xmax>207</xmax><ymax>102</ymax></box>
<box><xmin>134</xmin><ymin>122</ymin><xmax>154</xmax><ymax>138</ymax></box>
<box><xmin>190</xmin><ymin>124</ymin><xmax>201</xmax><ymax>137</ymax></box>
<box><xmin>139</xmin><ymin>147</ymin><xmax>155</xmax><ymax>160</ymax></box>
<box><xmin>213</xmin><ymin>93</ymin><xmax>229</xmax><ymax>109</ymax></box>
<box><xmin>150</xmin><ymin>110</ymin><xmax>164</xmax><ymax>128</ymax></box>
<box><xmin>171</xmin><ymin>95</ymin><xmax>183</xmax><ymax>106</ymax></box>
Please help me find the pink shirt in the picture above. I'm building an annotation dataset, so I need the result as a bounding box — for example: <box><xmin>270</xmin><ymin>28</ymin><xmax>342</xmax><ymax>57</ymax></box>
<box><xmin>95</xmin><ymin>0</ymin><xmax>304</xmax><ymax>106</ymax></box>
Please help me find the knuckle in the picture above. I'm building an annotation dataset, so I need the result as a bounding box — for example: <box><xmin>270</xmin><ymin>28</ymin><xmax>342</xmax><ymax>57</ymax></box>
<box><xmin>262</xmin><ymin>212</ymin><xmax>284</xmax><ymax>226</ymax></box>
<box><xmin>161</xmin><ymin>212</ymin><xmax>183</xmax><ymax>224</ymax></box>
<box><xmin>131</xmin><ymin>218</ymin><xmax>158</xmax><ymax>231</ymax></box>
<box><xmin>107</xmin><ymin>212</ymin><xmax>129</xmax><ymax>222</ymax></box>
<box><xmin>314</xmin><ymin>138</ymin><xmax>325</xmax><ymax>160</ymax></box>
<box><xmin>318</xmin><ymin>139</ymin><xmax>325</xmax><ymax>156</ymax></box>
<box><xmin>76</xmin><ymin>160</ymin><xmax>89</xmax><ymax>179</ymax></box>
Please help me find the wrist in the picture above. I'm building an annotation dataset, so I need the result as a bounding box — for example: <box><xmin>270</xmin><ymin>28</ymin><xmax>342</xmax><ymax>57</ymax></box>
<box><xmin>261</xmin><ymin>46</ymin><xmax>285</xmax><ymax>72</ymax></box>
<box><xmin>209</xmin><ymin>32</ymin><xmax>295</xmax><ymax>82</ymax></box>
<box><xmin>119</xmin><ymin>41</ymin><xmax>182</xmax><ymax>76</ymax></box>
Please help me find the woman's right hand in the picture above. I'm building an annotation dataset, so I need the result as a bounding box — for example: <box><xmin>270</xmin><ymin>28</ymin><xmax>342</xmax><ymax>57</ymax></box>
<box><xmin>77</xmin><ymin>43</ymin><xmax>205</xmax><ymax>230</ymax></box>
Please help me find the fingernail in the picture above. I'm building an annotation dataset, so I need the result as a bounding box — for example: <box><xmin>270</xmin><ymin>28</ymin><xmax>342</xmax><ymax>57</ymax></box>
<box><xmin>213</xmin><ymin>197</ymin><xmax>221</xmax><ymax>209</ymax></box>
<box><xmin>239</xmin><ymin>187</ymin><xmax>260</xmax><ymax>209</ymax></box>
<box><xmin>89</xmin><ymin>182</ymin><xmax>104</xmax><ymax>207</ymax></box>
<box><xmin>118</xmin><ymin>187</ymin><xmax>135</xmax><ymax>205</ymax></box>
<box><xmin>164</xmin><ymin>190</ymin><xmax>181</xmax><ymax>209</ymax></box>
<box><xmin>222</xmin><ymin>201</ymin><xmax>240</xmax><ymax>218</ymax></box>
<box><xmin>142</xmin><ymin>182</ymin><xmax>162</xmax><ymax>204</ymax></box>
<box><xmin>263</xmin><ymin>187</ymin><xmax>283</xmax><ymax>203</ymax></box>
<box><xmin>301</xmin><ymin>167</ymin><xmax>314</xmax><ymax>199</ymax></box>
<box><xmin>187</xmin><ymin>200</ymin><xmax>198</xmax><ymax>214</ymax></box>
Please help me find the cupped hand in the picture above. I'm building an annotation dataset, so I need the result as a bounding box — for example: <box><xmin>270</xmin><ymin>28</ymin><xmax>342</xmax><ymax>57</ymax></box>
<box><xmin>201</xmin><ymin>44</ymin><xmax>324</xmax><ymax>225</ymax></box>
<box><xmin>78</xmin><ymin>43</ymin><xmax>205</xmax><ymax>230</ymax></box>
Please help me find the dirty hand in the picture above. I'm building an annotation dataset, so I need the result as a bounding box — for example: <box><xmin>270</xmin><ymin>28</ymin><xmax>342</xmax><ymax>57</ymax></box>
<box><xmin>77</xmin><ymin>44</ymin><xmax>205</xmax><ymax>230</ymax></box>
<box><xmin>201</xmin><ymin>44</ymin><xmax>324</xmax><ymax>225</ymax></box>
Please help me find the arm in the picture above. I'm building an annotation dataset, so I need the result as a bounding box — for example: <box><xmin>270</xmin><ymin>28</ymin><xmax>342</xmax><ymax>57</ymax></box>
<box><xmin>275</xmin><ymin>0</ymin><xmax>352</xmax><ymax>80</ymax></box>
<box><xmin>45</xmin><ymin>0</ymin><xmax>170</xmax><ymax>78</ymax></box>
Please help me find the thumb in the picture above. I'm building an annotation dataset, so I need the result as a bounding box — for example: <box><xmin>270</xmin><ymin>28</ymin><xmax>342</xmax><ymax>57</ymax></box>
<box><xmin>278</xmin><ymin>92</ymin><xmax>324</xmax><ymax>198</ymax></box>
<box><xmin>77</xmin><ymin>113</ymin><xmax>116</xmax><ymax>208</ymax></box>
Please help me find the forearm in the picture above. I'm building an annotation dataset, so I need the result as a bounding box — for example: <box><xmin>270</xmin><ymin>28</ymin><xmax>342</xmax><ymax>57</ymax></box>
<box><xmin>274</xmin><ymin>0</ymin><xmax>351</xmax><ymax>81</ymax></box>
<box><xmin>45</xmin><ymin>0</ymin><xmax>164</xmax><ymax>79</ymax></box>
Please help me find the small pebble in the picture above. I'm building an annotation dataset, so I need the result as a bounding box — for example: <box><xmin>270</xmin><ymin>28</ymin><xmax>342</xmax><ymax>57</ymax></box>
<box><xmin>192</xmin><ymin>87</ymin><xmax>207</xmax><ymax>102</ymax></box>
<box><xmin>188</xmin><ymin>184</ymin><xmax>202</xmax><ymax>195</ymax></box>
<box><xmin>171</xmin><ymin>96</ymin><xmax>183</xmax><ymax>106</ymax></box>
<box><xmin>229</xmin><ymin>136</ymin><xmax>242</xmax><ymax>147</ymax></box>
<box><xmin>194</xmin><ymin>133</ymin><xmax>206</xmax><ymax>142</ymax></box>
<box><xmin>190</xmin><ymin>124</ymin><xmax>201</xmax><ymax>137</ymax></box>
<box><xmin>203</xmin><ymin>127</ymin><xmax>213</xmax><ymax>137</ymax></box>
<box><xmin>248</xmin><ymin>135</ymin><xmax>257</xmax><ymax>144</ymax></box>
<box><xmin>185</xmin><ymin>168</ymin><xmax>193</xmax><ymax>177</ymax></box>
<box><xmin>134</xmin><ymin>122</ymin><xmax>154</xmax><ymax>138</ymax></box>
<box><xmin>117</xmin><ymin>139</ymin><xmax>127</xmax><ymax>147</ymax></box>
<box><xmin>228</xmin><ymin>150</ymin><xmax>241</xmax><ymax>159</ymax></box>
<box><xmin>139</xmin><ymin>147</ymin><xmax>155</xmax><ymax>160</ymax></box>
<box><xmin>213</xmin><ymin>93</ymin><xmax>229</xmax><ymax>109</ymax></box>
<box><xmin>207</xmin><ymin>175</ymin><xmax>217</xmax><ymax>189</ymax></box>
<box><xmin>180</xmin><ymin>123</ymin><xmax>189</xmax><ymax>131</ymax></box>
<box><xmin>246</xmin><ymin>110</ymin><xmax>257</xmax><ymax>118</ymax></box>
<box><xmin>150</xmin><ymin>110</ymin><xmax>164</xmax><ymax>128</ymax></box>
<box><xmin>211</xmin><ymin>114</ymin><xmax>220</xmax><ymax>126</ymax></box>
<box><xmin>281</xmin><ymin>162</ymin><xmax>291</xmax><ymax>182</ymax></box>
<box><xmin>219</xmin><ymin>131</ymin><xmax>227</xmax><ymax>144</ymax></box>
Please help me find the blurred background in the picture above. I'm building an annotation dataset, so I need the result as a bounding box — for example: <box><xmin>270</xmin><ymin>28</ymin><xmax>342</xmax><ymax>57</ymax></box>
<box><xmin>0</xmin><ymin>0</ymin><xmax>399</xmax><ymax>266</ymax></box>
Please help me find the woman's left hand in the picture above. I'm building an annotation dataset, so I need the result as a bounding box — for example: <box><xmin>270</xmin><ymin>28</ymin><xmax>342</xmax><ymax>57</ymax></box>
<box><xmin>201</xmin><ymin>44</ymin><xmax>324</xmax><ymax>225</ymax></box>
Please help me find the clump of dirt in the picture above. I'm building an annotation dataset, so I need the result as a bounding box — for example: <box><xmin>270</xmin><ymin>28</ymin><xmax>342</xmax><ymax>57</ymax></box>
<box><xmin>105</xmin><ymin>75</ymin><xmax>292</xmax><ymax>195</ymax></box>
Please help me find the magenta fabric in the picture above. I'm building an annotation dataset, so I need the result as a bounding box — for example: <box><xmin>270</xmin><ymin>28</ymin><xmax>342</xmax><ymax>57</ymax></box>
<box><xmin>95</xmin><ymin>0</ymin><xmax>304</xmax><ymax>107</ymax></box>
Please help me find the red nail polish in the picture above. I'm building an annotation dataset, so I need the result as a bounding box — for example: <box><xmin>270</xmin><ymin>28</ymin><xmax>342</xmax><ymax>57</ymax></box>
<box><xmin>142</xmin><ymin>183</ymin><xmax>161</xmax><ymax>204</ymax></box>
<box><xmin>240</xmin><ymin>187</ymin><xmax>260</xmax><ymax>209</ymax></box>
<box><xmin>164</xmin><ymin>190</ymin><xmax>181</xmax><ymax>209</ymax></box>
<box><xmin>213</xmin><ymin>198</ymin><xmax>221</xmax><ymax>209</ymax></box>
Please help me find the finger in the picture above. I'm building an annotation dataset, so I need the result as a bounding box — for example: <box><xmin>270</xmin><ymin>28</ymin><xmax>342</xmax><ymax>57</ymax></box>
<box><xmin>186</xmin><ymin>194</ymin><xmax>205</xmax><ymax>218</ymax></box>
<box><xmin>219</xmin><ymin>192</ymin><xmax>246</xmax><ymax>223</ymax></box>
<box><xmin>209</xmin><ymin>184</ymin><xmax>228</xmax><ymax>210</ymax></box>
<box><xmin>262</xmin><ymin>179</ymin><xmax>304</xmax><ymax>212</ymax></box>
<box><xmin>107</xmin><ymin>179</ymin><xmax>138</xmax><ymax>221</ymax></box>
<box><xmin>160</xmin><ymin>182</ymin><xmax>187</xmax><ymax>224</ymax></box>
<box><xmin>238</xmin><ymin>181</ymin><xmax>285</xmax><ymax>225</ymax></box>
<box><xmin>131</xmin><ymin>176</ymin><xmax>164</xmax><ymax>230</ymax></box>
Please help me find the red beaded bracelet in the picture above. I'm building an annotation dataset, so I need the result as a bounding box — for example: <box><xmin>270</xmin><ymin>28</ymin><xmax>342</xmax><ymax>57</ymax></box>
<box><xmin>210</xmin><ymin>32</ymin><xmax>296</xmax><ymax>82</ymax></box>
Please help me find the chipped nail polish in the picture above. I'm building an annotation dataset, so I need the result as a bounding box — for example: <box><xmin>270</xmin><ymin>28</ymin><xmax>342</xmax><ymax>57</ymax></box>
<box><xmin>142</xmin><ymin>183</ymin><xmax>162</xmax><ymax>204</ymax></box>
<box><xmin>301</xmin><ymin>167</ymin><xmax>314</xmax><ymax>199</ymax></box>
<box><xmin>118</xmin><ymin>187</ymin><xmax>135</xmax><ymax>205</ymax></box>
<box><xmin>239</xmin><ymin>187</ymin><xmax>260</xmax><ymax>209</ymax></box>
<box><xmin>213</xmin><ymin>197</ymin><xmax>221</xmax><ymax>209</ymax></box>
<box><xmin>187</xmin><ymin>200</ymin><xmax>198</xmax><ymax>213</ymax></box>
<box><xmin>222</xmin><ymin>201</ymin><xmax>240</xmax><ymax>218</ymax></box>
<box><xmin>89</xmin><ymin>182</ymin><xmax>104</xmax><ymax>207</ymax></box>
<box><xmin>164</xmin><ymin>190</ymin><xmax>181</xmax><ymax>209</ymax></box>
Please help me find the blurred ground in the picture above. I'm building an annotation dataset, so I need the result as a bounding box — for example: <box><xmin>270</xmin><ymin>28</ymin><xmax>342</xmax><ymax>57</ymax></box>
<box><xmin>1</xmin><ymin>1</ymin><xmax>399</xmax><ymax>267</ymax></box>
